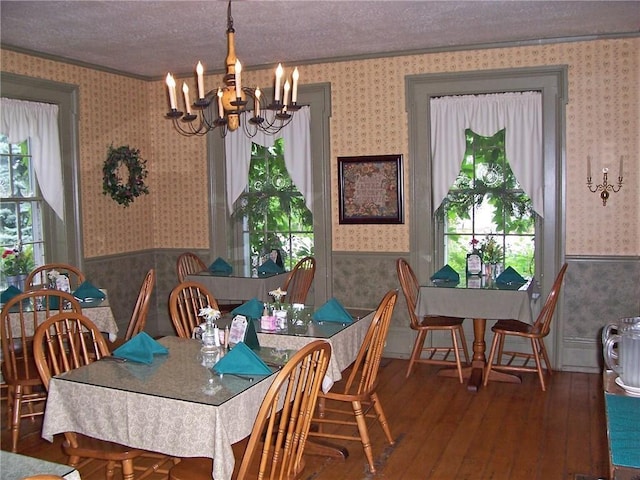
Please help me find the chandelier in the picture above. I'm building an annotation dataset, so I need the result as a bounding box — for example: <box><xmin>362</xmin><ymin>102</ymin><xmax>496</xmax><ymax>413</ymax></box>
<box><xmin>164</xmin><ymin>0</ymin><xmax>301</xmax><ymax>138</ymax></box>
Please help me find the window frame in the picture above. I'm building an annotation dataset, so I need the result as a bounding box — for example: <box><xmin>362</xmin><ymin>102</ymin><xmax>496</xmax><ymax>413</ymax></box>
<box><xmin>207</xmin><ymin>83</ymin><xmax>332</xmax><ymax>305</ymax></box>
<box><xmin>1</xmin><ymin>72</ymin><xmax>83</xmax><ymax>269</ymax></box>
<box><xmin>406</xmin><ymin>66</ymin><xmax>567</xmax><ymax>366</ymax></box>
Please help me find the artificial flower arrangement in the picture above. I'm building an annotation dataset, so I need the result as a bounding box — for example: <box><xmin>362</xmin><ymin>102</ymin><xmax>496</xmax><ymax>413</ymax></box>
<box><xmin>479</xmin><ymin>234</ymin><xmax>503</xmax><ymax>264</ymax></box>
<box><xmin>269</xmin><ymin>287</ymin><xmax>287</xmax><ymax>305</ymax></box>
<box><xmin>1</xmin><ymin>245</ymin><xmax>34</xmax><ymax>276</ymax></box>
<box><xmin>198</xmin><ymin>306</ymin><xmax>221</xmax><ymax>323</ymax></box>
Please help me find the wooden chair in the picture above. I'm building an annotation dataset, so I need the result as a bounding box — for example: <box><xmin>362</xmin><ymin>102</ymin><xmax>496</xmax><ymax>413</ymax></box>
<box><xmin>282</xmin><ymin>256</ymin><xmax>316</xmax><ymax>304</ymax></box>
<box><xmin>396</xmin><ymin>258</ymin><xmax>470</xmax><ymax>382</ymax></box>
<box><xmin>0</xmin><ymin>289</ymin><xmax>81</xmax><ymax>452</ymax></box>
<box><xmin>483</xmin><ymin>263</ymin><xmax>568</xmax><ymax>391</ymax></box>
<box><xmin>168</xmin><ymin>340</ymin><xmax>332</xmax><ymax>480</ymax></box>
<box><xmin>33</xmin><ymin>312</ymin><xmax>177</xmax><ymax>480</ymax></box>
<box><xmin>109</xmin><ymin>269</ymin><xmax>155</xmax><ymax>351</ymax></box>
<box><xmin>176</xmin><ymin>252</ymin><xmax>208</xmax><ymax>283</ymax></box>
<box><xmin>169</xmin><ymin>281</ymin><xmax>219</xmax><ymax>338</ymax></box>
<box><xmin>25</xmin><ymin>263</ymin><xmax>85</xmax><ymax>291</ymax></box>
<box><xmin>309</xmin><ymin>290</ymin><xmax>398</xmax><ymax>474</ymax></box>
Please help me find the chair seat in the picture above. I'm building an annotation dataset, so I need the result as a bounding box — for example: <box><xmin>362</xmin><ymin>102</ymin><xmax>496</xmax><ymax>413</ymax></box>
<box><xmin>492</xmin><ymin>319</ymin><xmax>534</xmax><ymax>334</ymax></box>
<box><xmin>420</xmin><ymin>315</ymin><xmax>465</xmax><ymax>328</ymax></box>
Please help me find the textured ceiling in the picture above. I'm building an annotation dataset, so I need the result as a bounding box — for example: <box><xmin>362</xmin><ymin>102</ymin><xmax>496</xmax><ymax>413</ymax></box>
<box><xmin>1</xmin><ymin>1</ymin><xmax>639</xmax><ymax>79</ymax></box>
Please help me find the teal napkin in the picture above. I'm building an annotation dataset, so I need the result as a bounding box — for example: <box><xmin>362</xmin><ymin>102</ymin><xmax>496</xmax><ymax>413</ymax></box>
<box><xmin>72</xmin><ymin>280</ymin><xmax>106</xmax><ymax>301</ymax></box>
<box><xmin>430</xmin><ymin>264</ymin><xmax>460</xmax><ymax>283</ymax></box>
<box><xmin>213</xmin><ymin>341</ymin><xmax>271</xmax><ymax>375</ymax></box>
<box><xmin>257</xmin><ymin>259</ymin><xmax>284</xmax><ymax>276</ymax></box>
<box><xmin>209</xmin><ymin>257</ymin><xmax>232</xmax><ymax>276</ymax></box>
<box><xmin>605</xmin><ymin>393</ymin><xmax>640</xmax><ymax>468</ymax></box>
<box><xmin>496</xmin><ymin>266</ymin><xmax>526</xmax><ymax>286</ymax></box>
<box><xmin>112</xmin><ymin>332</ymin><xmax>169</xmax><ymax>364</ymax></box>
<box><xmin>1</xmin><ymin>285</ymin><xmax>22</xmax><ymax>304</ymax></box>
<box><xmin>231</xmin><ymin>298</ymin><xmax>264</xmax><ymax>319</ymax></box>
<box><xmin>312</xmin><ymin>297</ymin><xmax>353</xmax><ymax>323</ymax></box>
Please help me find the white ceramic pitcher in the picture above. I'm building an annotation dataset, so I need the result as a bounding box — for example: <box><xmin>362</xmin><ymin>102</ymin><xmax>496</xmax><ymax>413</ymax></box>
<box><xmin>603</xmin><ymin>317</ymin><xmax>640</xmax><ymax>388</ymax></box>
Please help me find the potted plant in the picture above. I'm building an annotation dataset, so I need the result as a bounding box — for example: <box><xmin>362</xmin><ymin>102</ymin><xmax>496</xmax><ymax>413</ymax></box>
<box><xmin>1</xmin><ymin>245</ymin><xmax>35</xmax><ymax>290</ymax></box>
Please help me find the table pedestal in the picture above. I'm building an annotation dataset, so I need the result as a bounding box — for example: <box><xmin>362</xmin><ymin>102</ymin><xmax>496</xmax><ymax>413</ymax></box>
<box><xmin>437</xmin><ymin>318</ymin><xmax>521</xmax><ymax>392</ymax></box>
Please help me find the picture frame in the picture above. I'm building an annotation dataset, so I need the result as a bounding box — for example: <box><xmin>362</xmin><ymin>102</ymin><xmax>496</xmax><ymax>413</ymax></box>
<box><xmin>338</xmin><ymin>154</ymin><xmax>404</xmax><ymax>224</ymax></box>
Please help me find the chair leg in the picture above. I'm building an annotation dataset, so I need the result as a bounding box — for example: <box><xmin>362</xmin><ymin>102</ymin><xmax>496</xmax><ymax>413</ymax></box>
<box><xmin>316</xmin><ymin>396</ymin><xmax>326</xmax><ymax>433</ymax></box>
<box><xmin>530</xmin><ymin>338</ymin><xmax>546</xmax><ymax>391</ymax></box>
<box><xmin>351</xmin><ymin>400</ymin><xmax>376</xmax><ymax>473</ymax></box>
<box><xmin>106</xmin><ymin>460</ymin><xmax>116</xmax><ymax>480</ymax></box>
<box><xmin>10</xmin><ymin>385</ymin><xmax>22</xmax><ymax>452</ymax></box>
<box><xmin>450</xmin><ymin>330</ymin><xmax>464</xmax><ymax>383</ymax></box>
<box><xmin>497</xmin><ymin>333</ymin><xmax>506</xmax><ymax>364</ymax></box>
<box><xmin>537</xmin><ymin>338</ymin><xmax>553</xmax><ymax>377</ymax></box>
<box><xmin>406</xmin><ymin>329</ymin><xmax>427</xmax><ymax>378</ymax></box>
<box><xmin>371</xmin><ymin>392</ymin><xmax>394</xmax><ymax>446</ymax></box>
<box><xmin>483</xmin><ymin>333</ymin><xmax>501</xmax><ymax>386</ymax></box>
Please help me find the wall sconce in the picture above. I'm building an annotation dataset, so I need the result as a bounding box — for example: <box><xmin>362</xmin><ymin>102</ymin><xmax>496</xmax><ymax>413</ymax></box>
<box><xmin>587</xmin><ymin>155</ymin><xmax>623</xmax><ymax>206</ymax></box>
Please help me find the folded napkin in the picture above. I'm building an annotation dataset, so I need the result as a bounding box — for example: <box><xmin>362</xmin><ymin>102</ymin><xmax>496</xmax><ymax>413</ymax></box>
<box><xmin>312</xmin><ymin>297</ymin><xmax>353</xmax><ymax>323</ymax></box>
<box><xmin>430</xmin><ymin>264</ymin><xmax>460</xmax><ymax>283</ymax></box>
<box><xmin>1</xmin><ymin>285</ymin><xmax>22</xmax><ymax>304</ymax></box>
<box><xmin>257</xmin><ymin>259</ymin><xmax>284</xmax><ymax>276</ymax></box>
<box><xmin>496</xmin><ymin>266</ymin><xmax>526</xmax><ymax>286</ymax></box>
<box><xmin>231</xmin><ymin>298</ymin><xmax>264</xmax><ymax>320</ymax></box>
<box><xmin>209</xmin><ymin>257</ymin><xmax>232</xmax><ymax>276</ymax></box>
<box><xmin>72</xmin><ymin>280</ymin><xmax>106</xmax><ymax>301</ymax></box>
<box><xmin>112</xmin><ymin>332</ymin><xmax>169</xmax><ymax>364</ymax></box>
<box><xmin>213</xmin><ymin>341</ymin><xmax>271</xmax><ymax>375</ymax></box>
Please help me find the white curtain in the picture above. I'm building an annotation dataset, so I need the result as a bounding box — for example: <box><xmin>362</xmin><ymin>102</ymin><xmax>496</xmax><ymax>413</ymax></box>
<box><xmin>430</xmin><ymin>92</ymin><xmax>543</xmax><ymax>216</ymax></box>
<box><xmin>224</xmin><ymin>106</ymin><xmax>311</xmax><ymax>215</ymax></box>
<box><xmin>1</xmin><ymin>98</ymin><xmax>65</xmax><ymax>220</ymax></box>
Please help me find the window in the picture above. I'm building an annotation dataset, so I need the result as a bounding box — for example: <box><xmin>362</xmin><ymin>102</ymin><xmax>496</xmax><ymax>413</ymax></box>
<box><xmin>235</xmin><ymin>139</ymin><xmax>313</xmax><ymax>274</ymax></box>
<box><xmin>439</xmin><ymin>129</ymin><xmax>535</xmax><ymax>279</ymax></box>
<box><xmin>0</xmin><ymin>135</ymin><xmax>46</xmax><ymax>283</ymax></box>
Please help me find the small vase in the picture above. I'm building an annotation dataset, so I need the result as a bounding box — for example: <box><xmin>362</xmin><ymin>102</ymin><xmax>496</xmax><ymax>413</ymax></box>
<box><xmin>6</xmin><ymin>274</ymin><xmax>27</xmax><ymax>291</ymax></box>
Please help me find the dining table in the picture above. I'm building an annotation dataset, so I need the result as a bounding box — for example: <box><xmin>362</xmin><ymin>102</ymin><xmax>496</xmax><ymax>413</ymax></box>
<box><xmin>1</xmin><ymin>450</ymin><xmax>81</xmax><ymax>479</ymax></box>
<box><xmin>186</xmin><ymin>271</ymin><xmax>287</xmax><ymax>303</ymax></box>
<box><xmin>41</xmin><ymin>337</ymin><xmax>290</xmax><ymax>480</ymax></box>
<box><xmin>416</xmin><ymin>280</ymin><xmax>532</xmax><ymax>392</ymax></box>
<box><xmin>2</xmin><ymin>293</ymin><xmax>119</xmax><ymax>342</ymax></box>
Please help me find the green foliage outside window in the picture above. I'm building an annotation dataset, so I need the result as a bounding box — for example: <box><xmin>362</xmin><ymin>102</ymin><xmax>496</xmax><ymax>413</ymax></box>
<box><xmin>438</xmin><ymin>129</ymin><xmax>536</xmax><ymax>279</ymax></box>
<box><xmin>233</xmin><ymin>139</ymin><xmax>313</xmax><ymax>271</ymax></box>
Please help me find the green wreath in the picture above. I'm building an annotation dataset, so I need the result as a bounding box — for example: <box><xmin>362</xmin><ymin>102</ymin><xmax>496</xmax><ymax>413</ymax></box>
<box><xmin>102</xmin><ymin>144</ymin><xmax>149</xmax><ymax>207</ymax></box>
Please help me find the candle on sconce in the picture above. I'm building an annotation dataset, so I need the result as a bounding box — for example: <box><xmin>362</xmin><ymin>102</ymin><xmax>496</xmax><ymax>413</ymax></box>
<box><xmin>603</xmin><ymin>167</ymin><xmax>609</xmax><ymax>174</ymax></box>
<box><xmin>274</xmin><ymin>64</ymin><xmax>283</xmax><ymax>102</ymax></box>
<box><xmin>196</xmin><ymin>62</ymin><xmax>205</xmax><ymax>99</ymax></box>
<box><xmin>291</xmin><ymin>68</ymin><xmax>299</xmax><ymax>104</ymax></box>
<box><xmin>166</xmin><ymin>73</ymin><xmax>177</xmax><ymax>110</ymax></box>
<box><xmin>619</xmin><ymin>155</ymin><xmax>624</xmax><ymax>178</ymax></box>
<box><xmin>587</xmin><ymin>155</ymin><xmax>592</xmax><ymax>179</ymax></box>
<box><xmin>283</xmin><ymin>80</ymin><xmax>290</xmax><ymax>107</ymax></box>
<box><xmin>217</xmin><ymin>88</ymin><xmax>224</xmax><ymax>118</ymax></box>
<box><xmin>254</xmin><ymin>88</ymin><xmax>261</xmax><ymax>118</ymax></box>
<box><xmin>182</xmin><ymin>83</ymin><xmax>191</xmax><ymax>115</ymax></box>
<box><xmin>235</xmin><ymin>59</ymin><xmax>242</xmax><ymax>99</ymax></box>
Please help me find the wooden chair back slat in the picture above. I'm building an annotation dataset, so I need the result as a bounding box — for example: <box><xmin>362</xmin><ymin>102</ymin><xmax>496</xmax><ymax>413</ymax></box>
<box><xmin>124</xmin><ymin>269</ymin><xmax>156</xmax><ymax>341</ymax></box>
<box><xmin>282</xmin><ymin>256</ymin><xmax>316</xmax><ymax>304</ymax></box>
<box><xmin>176</xmin><ymin>252</ymin><xmax>208</xmax><ymax>283</ymax></box>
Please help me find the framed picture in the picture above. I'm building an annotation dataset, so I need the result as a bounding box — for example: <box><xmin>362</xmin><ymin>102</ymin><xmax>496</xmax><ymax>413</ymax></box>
<box><xmin>338</xmin><ymin>154</ymin><xmax>404</xmax><ymax>224</ymax></box>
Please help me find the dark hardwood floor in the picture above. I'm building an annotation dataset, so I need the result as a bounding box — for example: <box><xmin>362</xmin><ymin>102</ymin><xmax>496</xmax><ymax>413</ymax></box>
<box><xmin>1</xmin><ymin>359</ymin><xmax>610</xmax><ymax>479</ymax></box>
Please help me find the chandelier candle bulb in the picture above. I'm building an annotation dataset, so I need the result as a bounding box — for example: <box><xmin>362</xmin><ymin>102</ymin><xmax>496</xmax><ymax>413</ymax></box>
<box><xmin>196</xmin><ymin>61</ymin><xmax>205</xmax><ymax>99</ymax></box>
<box><xmin>182</xmin><ymin>83</ymin><xmax>191</xmax><ymax>115</ymax></box>
<box><xmin>235</xmin><ymin>59</ymin><xmax>242</xmax><ymax>99</ymax></box>
<box><xmin>254</xmin><ymin>88</ymin><xmax>261</xmax><ymax>117</ymax></box>
<box><xmin>587</xmin><ymin>155</ymin><xmax>591</xmax><ymax>179</ymax></box>
<box><xmin>283</xmin><ymin>80</ymin><xmax>290</xmax><ymax>107</ymax></box>
<box><xmin>291</xmin><ymin>68</ymin><xmax>299</xmax><ymax>103</ymax></box>
<box><xmin>274</xmin><ymin>64</ymin><xmax>283</xmax><ymax>102</ymax></box>
<box><xmin>217</xmin><ymin>88</ymin><xmax>224</xmax><ymax>118</ymax></box>
<box><xmin>166</xmin><ymin>73</ymin><xmax>177</xmax><ymax>110</ymax></box>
